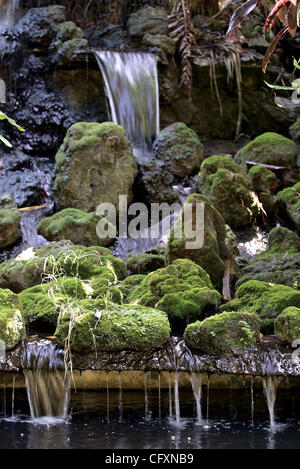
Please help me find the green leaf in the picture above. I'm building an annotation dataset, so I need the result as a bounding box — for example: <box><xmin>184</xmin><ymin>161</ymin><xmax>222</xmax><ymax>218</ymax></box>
<box><xmin>0</xmin><ymin>134</ymin><xmax>12</xmax><ymax>147</ymax></box>
<box><xmin>264</xmin><ymin>81</ymin><xmax>296</xmax><ymax>91</ymax></box>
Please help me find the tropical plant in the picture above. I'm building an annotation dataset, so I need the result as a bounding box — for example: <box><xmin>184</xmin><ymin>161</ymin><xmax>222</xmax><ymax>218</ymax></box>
<box><xmin>227</xmin><ymin>0</ymin><xmax>300</xmax><ymax>72</ymax></box>
<box><xmin>0</xmin><ymin>111</ymin><xmax>25</xmax><ymax>147</ymax></box>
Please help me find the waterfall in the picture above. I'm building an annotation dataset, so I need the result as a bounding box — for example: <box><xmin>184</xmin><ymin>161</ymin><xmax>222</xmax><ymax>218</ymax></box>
<box><xmin>0</xmin><ymin>0</ymin><xmax>19</xmax><ymax>27</ymax></box>
<box><xmin>22</xmin><ymin>340</ymin><xmax>70</xmax><ymax>421</ymax></box>
<box><xmin>95</xmin><ymin>50</ymin><xmax>160</xmax><ymax>155</ymax></box>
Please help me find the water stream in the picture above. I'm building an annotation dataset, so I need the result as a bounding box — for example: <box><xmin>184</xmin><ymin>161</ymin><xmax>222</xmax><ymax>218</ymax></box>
<box><xmin>95</xmin><ymin>50</ymin><xmax>159</xmax><ymax>154</ymax></box>
<box><xmin>0</xmin><ymin>0</ymin><xmax>19</xmax><ymax>28</ymax></box>
<box><xmin>22</xmin><ymin>341</ymin><xmax>70</xmax><ymax>422</ymax></box>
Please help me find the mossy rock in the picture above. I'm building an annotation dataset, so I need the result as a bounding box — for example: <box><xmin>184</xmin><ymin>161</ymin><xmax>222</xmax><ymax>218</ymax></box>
<box><xmin>0</xmin><ymin>241</ymin><xmax>126</xmax><ymax>293</ymax></box>
<box><xmin>129</xmin><ymin>258</ymin><xmax>221</xmax><ymax>326</ymax></box>
<box><xmin>0</xmin><ymin>288</ymin><xmax>25</xmax><ymax>350</ymax></box>
<box><xmin>37</xmin><ymin>208</ymin><xmax>115</xmax><ymax>247</ymax></box>
<box><xmin>184</xmin><ymin>311</ymin><xmax>261</xmax><ymax>355</ymax></box>
<box><xmin>198</xmin><ymin>155</ymin><xmax>259</xmax><ymax>229</ymax></box>
<box><xmin>221</xmin><ymin>280</ymin><xmax>300</xmax><ymax>333</ymax></box>
<box><xmin>248</xmin><ymin>165</ymin><xmax>280</xmax><ymax>192</ymax></box>
<box><xmin>277</xmin><ymin>181</ymin><xmax>300</xmax><ymax>230</ymax></box>
<box><xmin>118</xmin><ymin>274</ymin><xmax>146</xmax><ymax>302</ymax></box>
<box><xmin>126</xmin><ymin>253</ymin><xmax>165</xmax><ymax>275</ymax></box>
<box><xmin>54</xmin><ymin>122</ymin><xmax>137</xmax><ymax>212</ymax></box>
<box><xmin>289</xmin><ymin>118</ymin><xmax>300</xmax><ymax>144</ymax></box>
<box><xmin>0</xmin><ymin>208</ymin><xmax>21</xmax><ymax>249</ymax></box>
<box><xmin>166</xmin><ymin>194</ymin><xmax>230</xmax><ymax>288</ymax></box>
<box><xmin>50</xmin><ymin>21</ymin><xmax>88</xmax><ymax>66</ymax></box>
<box><xmin>236</xmin><ymin>227</ymin><xmax>300</xmax><ymax>289</ymax></box>
<box><xmin>55</xmin><ymin>301</ymin><xmax>171</xmax><ymax>353</ymax></box>
<box><xmin>153</xmin><ymin>122</ymin><xmax>204</xmax><ymax>177</ymax></box>
<box><xmin>19</xmin><ymin>277</ymin><xmax>89</xmax><ymax>331</ymax></box>
<box><xmin>275</xmin><ymin>307</ymin><xmax>300</xmax><ymax>344</ymax></box>
<box><xmin>235</xmin><ymin>132</ymin><xmax>297</xmax><ymax>168</ymax></box>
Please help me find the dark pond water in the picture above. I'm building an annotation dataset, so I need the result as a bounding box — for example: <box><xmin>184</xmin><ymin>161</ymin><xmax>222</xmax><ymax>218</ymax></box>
<box><xmin>1</xmin><ymin>388</ymin><xmax>300</xmax><ymax>449</ymax></box>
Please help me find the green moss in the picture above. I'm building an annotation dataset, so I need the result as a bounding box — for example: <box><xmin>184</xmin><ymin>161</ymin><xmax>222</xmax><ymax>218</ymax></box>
<box><xmin>0</xmin><ymin>208</ymin><xmax>21</xmax><ymax>249</ymax></box>
<box><xmin>0</xmin><ymin>242</ymin><xmax>127</xmax><ymax>293</ymax></box>
<box><xmin>248</xmin><ymin>165</ymin><xmax>279</xmax><ymax>192</ymax></box>
<box><xmin>55</xmin><ymin>302</ymin><xmax>171</xmax><ymax>353</ymax></box>
<box><xmin>166</xmin><ymin>194</ymin><xmax>229</xmax><ymax>287</ymax></box>
<box><xmin>37</xmin><ymin>208</ymin><xmax>115</xmax><ymax>247</ymax></box>
<box><xmin>198</xmin><ymin>155</ymin><xmax>258</xmax><ymax>229</ymax></box>
<box><xmin>118</xmin><ymin>275</ymin><xmax>146</xmax><ymax>302</ymax></box>
<box><xmin>19</xmin><ymin>277</ymin><xmax>89</xmax><ymax>331</ymax></box>
<box><xmin>129</xmin><ymin>258</ymin><xmax>221</xmax><ymax>325</ymax></box>
<box><xmin>184</xmin><ymin>311</ymin><xmax>261</xmax><ymax>354</ymax></box>
<box><xmin>221</xmin><ymin>280</ymin><xmax>300</xmax><ymax>333</ymax></box>
<box><xmin>0</xmin><ymin>288</ymin><xmax>25</xmax><ymax>350</ymax></box>
<box><xmin>255</xmin><ymin>227</ymin><xmax>300</xmax><ymax>261</ymax></box>
<box><xmin>277</xmin><ymin>181</ymin><xmax>300</xmax><ymax>229</ymax></box>
<box><xmin>275</xmin><ymin>306</ymin><xmax>300</xmax><ymax>344</ymax></box>
<box><xmin>235</xmin><ymin>132</ymin><xmax>297</xmax><ymax>167</ymax></box>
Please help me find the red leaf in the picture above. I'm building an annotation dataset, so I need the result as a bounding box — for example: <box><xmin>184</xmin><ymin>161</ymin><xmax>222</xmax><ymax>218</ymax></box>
<box><xmin>226</xmin><ymin>0</ymin><xmax>259</xmax><ymax>37</ymax></box>
<box><xmin>262</xmin><ymin>26</ymin><xmax>289</xmax><ymax>72</ymax></box>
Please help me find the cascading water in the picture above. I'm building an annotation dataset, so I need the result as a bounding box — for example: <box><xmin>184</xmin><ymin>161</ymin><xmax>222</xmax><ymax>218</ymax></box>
<box><xmin>0</xmin><ymin>0</ymin><xmax>19</xmax><ymax>28</ymax></box>
<box><xmin>95</xmin><ymin>50</ymin><xmax>160</xmax><ymax>155</ymax></box>
<box><xmin>22</xmin><ymin>341</ymin><xmax>70</xmax><ymax>421</ymax></box>
<box><xmin>262</xmin><ymin>376</ymin><xmax>281</xmax><ymax>429</ymax></box>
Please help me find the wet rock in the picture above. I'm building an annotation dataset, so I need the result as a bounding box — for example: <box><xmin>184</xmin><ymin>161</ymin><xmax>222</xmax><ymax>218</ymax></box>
<box><xmin>235</xmin><ymin>132</ymin><xmax>297</xmax><ymax>168</ymax></box>
<box><xmin>184</xmin><ymin>311</ymin><xmax>261</xmax><ymax>355</ymax></box>
<box><xmin>16</xmin><ymin>5</ymin><xmax>66</xmax><ymax>47</ymax></box>
<box><xmin>198</xmin><ymin>155</ymin><xmax>259</xmax><ymax>229</ymax></box>
<box><xmin>275</xmin><ymin>306</ymin><xmax>300</xmax><ymax>345</ymax></box>
<box><xmin>54</xmin><ymin>122</ymin><xmax>138</xmax><ymax>212</ymax></box>
<box><xmin>222</xmin><ymin>280</ymin><xmax>300</xmax><ymax>333</ymax></box>
<box><xmin>225</xmin><ymin>225</ymin><xmax>240</xmax><ymax>257</ymax></box>
<box><xmin>55</xmin><ymin>302</ymin><xmax>171</xmax><ymax>353</ymax></box>
<box><xmin>127</xmin><ymin>6</ymin><xmax>168</xmax><ymax>39</ymax></box>
<box><xmin>166</xmin><ymin>194</ymin><xmax>230</xmax><ymax>288</ymax></box>
<box><xmin>236</xmin><ymin>227</ymin><xmax>300</xmax><ymax>289</ymax></box>
<box><xmin>135</xmin><ymin>122</ymin><xmax>203</xmax><ymax>204</ymax></box>
<box><xmin>289</xmin><ymin>118</ymin><xmax>300</xmax><ymax>144</ymax></box>
<box><xmin>277</xmin><ymin>181</ymin><xmax>300</xmax><ymax>230</ymax></box>
<box><xmin>0</xmin><ymin>194</ymin><xmax>21</xmax><ymax>249</ymax></box>
<box><xmin>126</xmin><ymin>253</ymin><xmax>165</xmax><ymax>275</ymax></box>
<box><xmin>248</xmin><ymin>165</ymin><xmax>280</xmax><ymax>192</ymax></box>
<box><xmin>0</xmin><ymin>288</ymin><xmax>25</xmax><ymax>350</ymax></box>
<box><xmin>37</xmin><ymin>208</ymin><xmax>115</xmax><ymax>247</ymax></box>
<box><xmin>129</xmin><ymin>258</ymin><xmax>221</xmax><ymax>329</ymax></box>
<box><xmin>0</xmin><ymin>241</ymin><xmax>126</xmax><ymax>293</ymax></box>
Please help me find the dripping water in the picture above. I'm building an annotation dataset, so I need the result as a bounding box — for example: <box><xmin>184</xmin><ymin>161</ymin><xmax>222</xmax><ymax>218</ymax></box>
<box><xmin>118</xmin><ymin>372</ymin><xmax>123</xmax><ymax>423</ymax></box>
<box><xmin>106</xmin><ymin>372</ymin><xmax>110</xmax><ymax>424</ymax></box>
<box><xmin>206</xmin><ymin>375</ymin><xmax>210</xmax><ymax>424</ymax></box>
<box><xmin>144</xmin><ymin>372</ymin><xmax>150</xmax><ymax>421</ymax></box>
<box><xmin>174</xmin><ymin>371</ymin><xmax>180</xmax><ymax>424</ymax></box>
<box><xmin>190</xmin><ymin>372</ymin><xmax>202</xmax><ymax>424</ymax></box>
<box><xmin>250</xmin><ymin>377</ymin><xmax>254</xmax><ymax>426</ymax></box>
<box><xmin>168</xmin><ymin>372</ymin><xmax>173</xmax><ymax>419</ymax></box>
<box><xmin>11</xmin><ymin>375</ymin><xmax>15</xmax><ymax>419</ymax></box>
<box><xmin>262</xmin><ymin>376</ymin><xmax>281</xmax><ymax>429</ymax></box>
<box><xmin>22</xmin><ymin>340</ymin><xmax>70</xmax><ymax>421</ymax></box>
<box><xmin>95</xmin><ymin>50</ymin><xmax>159</xmax><ymax>155</ymax></box>
<box><xmin>158</xmin><ymin>372</ymin><xmax>161</xmax><ymax>423</ymax></box>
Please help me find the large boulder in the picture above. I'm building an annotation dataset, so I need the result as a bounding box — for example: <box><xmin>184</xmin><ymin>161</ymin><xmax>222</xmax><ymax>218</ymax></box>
<box><xmin>37</xmin><ymin>208</ymin><xmax>115</xmax><ymax>247</ymax></box>
<box><xmin>0</xmin><ymin>289</ymin><xmax>25</xmax><ymax>350</ymax></box>
<box><xmin>136</xmin><ymin>122</ymin><xmax>203</xmax><ymax>204</ymax></box>
<box><xmin>248</xmin><ymin>165</ymin><xmax>280</xmax><ymax>192</ymax></box>
<box><xmin>0</xmin><ymin>241</ymin><xmax>126</xmax><ymax>293</ymax></box>
<box><xmin>221</xmin><ymin>280</ymin><xmax>300</xmax><ymax>333</ymax></box>
<box><xmin>127</xmin><ymin>6</ymin><xmax>168</xmax><ymax>38</ymax></box>
<box><xmin>275</xmin><ymin>307</ymin><xmax>300</xmax><ymax>345</ymax></box>
<box><xmin>235</xmin><ymin>132</ymin><xmax>297</xmax><ymax>168</ymax></box>
<box><xmin>184</xmin><ymin>311</ymin><xmax>261</xmax><ymax>355</ymax></box>
<box><xmin>0</xmin><ymin>195</ymin><xmax>21</xmax><ymax>248</ymax></box>
<box><xmin>166</xmin><ymin>194</ymin><xmax>230</xmax><ymax>287</ymax></box>
<box><xmin>54</xmin><ymin>122</ymin><xmax>138</xmax><ymax>212</ymax></box>
<box><xmin>277</xmin><ymin>181</ymin><xmax>300</xmax><ymax>230</ymax></box>
<box><xmin>129</xmin><ymin>259</ymin><xmax>221</xmax><ymax>327</ymax></box>
<box><xmin>236</xmin><ymin>227</ymin><xmax>300</xmax><ymax>289</ymax></box>
<box><xmin>198</xmin><ymin>155</ymin><xmax>259</xmax><ymax>228</ymax></box>
<box><xmin>55</xmin><ymin>301</ymin><xmax>171</xmax><ymax>353</ymax></box>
